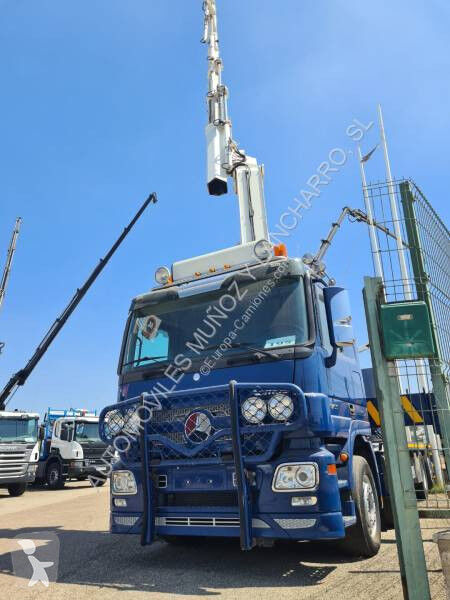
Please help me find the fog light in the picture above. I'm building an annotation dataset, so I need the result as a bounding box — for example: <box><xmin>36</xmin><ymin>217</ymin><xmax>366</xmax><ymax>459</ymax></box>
<box><xmin>114</xmin><ymin>498</ymin><xmax>128</xmax><ymax>507</ymax></box>
<box><xmin>291</xmin><ymin>496</ymin><xmax>317</xmax><ymax>507</ymax></box>
<box><xmin>268</xmin><ymin>393</ymin><xmax>294</xmax><ymax>422</ymax></box>
<box><xmin>241</xmin><ymin>396</ymin><xmax>267</xmax><ymax>424</ymax></box>
<box><xmin>27</xmin><ymin>464</ymin><xmax>38</xmax><ymax>475</ymax></box>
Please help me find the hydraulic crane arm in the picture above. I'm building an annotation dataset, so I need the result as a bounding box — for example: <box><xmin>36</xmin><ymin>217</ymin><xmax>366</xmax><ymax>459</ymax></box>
<box><xmin>0</xmin><ymin>193</ymin><xmax>157</xmax><ymax>410</ymax></box>
<box><xmin>202</xmin><ymin>0</ymin><xmax>269</xmax><ymax>245</ymax></box>
<box><xmin>309</xmin><ymin>206</ymin><xmax>405</xmax><ymax>275</ymax></box>
<box><xmin>0</xmin><ymin>217</ymin><xmax>22</xmax><ymax>313</ymax></box>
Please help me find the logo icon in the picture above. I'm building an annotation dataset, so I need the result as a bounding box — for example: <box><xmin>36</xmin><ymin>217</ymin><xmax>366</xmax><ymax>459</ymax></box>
<box><xmin>184</xmin><ymin>411</ymin><xmax>213</xmax><ymax>444</ymax></box>
<box><xmin>12</xmin><ymin>531</ymin><xmax>59</xmax><ymax>589</ymax></box>
<box><xmin>18</xmin><ymin>539</ymin><xmax>54</xmax><ymax>587</ymax></box>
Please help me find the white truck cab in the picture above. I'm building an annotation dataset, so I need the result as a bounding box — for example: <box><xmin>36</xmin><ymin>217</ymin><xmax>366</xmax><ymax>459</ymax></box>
<box><xmin>0</xmin><ymin>410</ymin><xmax>40</xmax><ymax>496</ymax></box>
<box><xmin>37</xmin><ymin>409</ymin><xmax>110</xmax><ymax>489</ymax></box>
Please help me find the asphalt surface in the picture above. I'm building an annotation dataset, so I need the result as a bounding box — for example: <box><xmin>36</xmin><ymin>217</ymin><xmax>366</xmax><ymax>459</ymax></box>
<box><xmin>0</xmin><ymin>481</ymin><xmax>446</xmax><ymax>599</ymax></box>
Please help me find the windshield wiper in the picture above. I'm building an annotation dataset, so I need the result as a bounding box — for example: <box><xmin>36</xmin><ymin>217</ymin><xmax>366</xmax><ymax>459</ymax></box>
<box><xmin>205</xmin><ymin>342</ymin><xmax>279</xmax><ymax>360</ymax></box>
<box><xmin>123</xmin><ymin>355</ymin><xmax>167</xmax><ymax>368</ymax></box>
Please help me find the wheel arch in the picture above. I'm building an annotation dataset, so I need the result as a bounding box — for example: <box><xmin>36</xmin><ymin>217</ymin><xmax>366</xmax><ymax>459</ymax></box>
<box><xmin>343</xmin><ymin>425</ymin><xmax>382</xmax><ymax>500</ymax></box>
<box><xmin>45</xmin><ymin>455</ymin><xmax>63</xmax><ymax>474</ymax></box>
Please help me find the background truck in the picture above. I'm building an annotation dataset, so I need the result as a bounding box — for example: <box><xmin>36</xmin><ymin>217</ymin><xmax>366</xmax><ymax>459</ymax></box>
<box><xmin>98</xmin><ymin>0</ymin><xmax>390</xmax><ymax>557</ymax></box>
<box><xmin>0</xmin><ymin>410</ymin><xmax>39</xmax><ymax>496</ymax></box>
<box><xmin>36</xmin><ymin>408</ymin><xmax>110</xmax><ymax>489</ymax></box>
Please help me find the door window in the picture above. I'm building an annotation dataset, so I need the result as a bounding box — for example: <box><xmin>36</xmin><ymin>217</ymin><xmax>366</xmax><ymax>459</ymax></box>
<box><xmin>315</xmin><ymin>284</ymin><xmax>333</xmax><ymax>357</ymax></box>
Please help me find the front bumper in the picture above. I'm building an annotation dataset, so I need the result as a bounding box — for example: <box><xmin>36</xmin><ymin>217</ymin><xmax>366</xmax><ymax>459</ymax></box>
<box><xmin>67</xmin><ymin>461</ymin><xmax>109</xmax><ymax>478</ymax></box>
<box><xmin>0</xmin><ymin>469</ymin><xmax>36</xmax><ymax>487</ymax></box>
<box><xmin>110</xmin><ymin>510</ymin><xmax>345</xmax><ymax>540</ymax></box>
<box><xmin>101</xmin><ymin>381</ymin><xmax>343</xmax><ymax>549</ymax></box>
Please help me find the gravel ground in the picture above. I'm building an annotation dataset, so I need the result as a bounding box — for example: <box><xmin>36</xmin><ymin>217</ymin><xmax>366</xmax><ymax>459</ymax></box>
<box><xmin>0</xmin><ymin>481</ymin><xmax>446</xmax><ymax>599</ymax></box>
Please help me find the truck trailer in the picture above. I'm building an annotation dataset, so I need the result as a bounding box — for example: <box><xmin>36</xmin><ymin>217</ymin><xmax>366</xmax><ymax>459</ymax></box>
<box><xmin>99</xmin><ymin>0</ymin><xmax>389</xmax><ymax>556</ymax></box>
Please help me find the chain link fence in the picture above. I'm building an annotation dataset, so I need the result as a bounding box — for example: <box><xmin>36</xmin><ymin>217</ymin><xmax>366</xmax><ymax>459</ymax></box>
<box><xmin>365</xmin><ymin>178</ymin><xmax>450</xmax><ymax>511</ymax></box>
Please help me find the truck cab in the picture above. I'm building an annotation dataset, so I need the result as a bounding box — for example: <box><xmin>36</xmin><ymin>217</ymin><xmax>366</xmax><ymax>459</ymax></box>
<box><xmin>100</xmin><ymin>245</ymin><xmax>383</xmax><ymax>556</ymax></box>
<box><xmin>37</xmin><ymin>408</ymin><xmax>110</xmax><ymax>489</ymax></box>
<box><xmin>0</xmin><ymin>410</ymin><xmax>39</xmax><ymax>496</ymax></box>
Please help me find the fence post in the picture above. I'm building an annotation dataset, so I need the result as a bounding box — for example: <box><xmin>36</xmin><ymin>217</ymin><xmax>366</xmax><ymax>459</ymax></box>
<box><xmin>400</xmin><ymin>181</ymin><xmax>450</xmax><ymax>477</ymax></box>
<box><xmin>363</xmin><ymin>276</ymin><xmax>431</xmax><ymax>600</ymax></box>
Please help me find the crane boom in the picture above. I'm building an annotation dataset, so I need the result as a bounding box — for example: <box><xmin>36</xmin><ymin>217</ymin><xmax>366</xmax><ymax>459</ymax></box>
<box><xmin>0</xmin><ymin>217</ymin><xmax>22</xmax><ymax>313</ymax></box>
<box><xmin>202</xmin><ymin>0</ymin><xmax>269</xmax><ymax>245</ymax></box>
<box><xmin>0</xmin><ymin>193</ymin><xmax>157</xmax><ymax>410</ymax></box>
<box><xmin>309</xmin><ymin>206</ymin><xmax>406</xmax><ymax>276</ymax></box>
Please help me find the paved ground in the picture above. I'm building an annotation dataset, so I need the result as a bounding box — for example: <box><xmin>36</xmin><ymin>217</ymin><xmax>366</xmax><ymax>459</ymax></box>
<box><xmin>0</xmin><ymin>481</ymin><xmax>446</xmax><ymax>599</ymax></box>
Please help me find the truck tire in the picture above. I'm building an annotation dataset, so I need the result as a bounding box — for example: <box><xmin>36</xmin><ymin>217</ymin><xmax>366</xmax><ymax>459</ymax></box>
<box><xmin>46</xmin><ymin>462</ymin><xmax>65</xmax><ymax>490</ymax></box>
<box><xmin>341</xmin><ymin>456</ymin><xmax>381</xmax><ymax>557</ymax></box>
<box><xmin>7</xmin><ymin>483</ymin><xmax>27</xmax><ymax>496</ymax></box>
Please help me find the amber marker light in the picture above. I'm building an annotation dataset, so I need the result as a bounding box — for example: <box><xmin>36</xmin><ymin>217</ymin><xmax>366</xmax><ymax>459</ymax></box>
<box><xmin>274</xmin><ymin>243</ymin><xmax>288</xmax><ymax>257</ymax></box>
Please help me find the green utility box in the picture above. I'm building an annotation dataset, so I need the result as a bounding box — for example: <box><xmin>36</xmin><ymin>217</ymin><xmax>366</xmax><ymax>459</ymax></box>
<box><xmin>379</xmin><ymin>301</ymin><xmax>436</xmax><ymax>359</ymax></box>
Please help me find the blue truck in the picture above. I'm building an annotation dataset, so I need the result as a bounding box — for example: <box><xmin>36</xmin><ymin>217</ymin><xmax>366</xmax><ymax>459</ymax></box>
<box><xmin>99</xmin><ymin>0</ymin><xmax>390</xmax><ymax>556</ymax></box>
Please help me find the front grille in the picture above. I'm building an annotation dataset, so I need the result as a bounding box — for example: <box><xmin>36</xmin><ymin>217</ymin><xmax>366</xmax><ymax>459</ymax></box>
<box><xmin>0</xmin><ymin>451</ymin><xmax>27</xmax><ymax>461</ymax></box>
<box><xmin>0</xmin><ymin>447</ymin><xmax>29</xmax><ymax>478</ymax></box>
<box><xmin>156</xmin><ymin>516</ymin><xmax>240</xmax><ymax>527</ymax></box>
<box><xmin>0</xmin><ymin>463</ymin><xmax>27</xmax><ymax>478</ymax></box>
<box><xmin>81</xmin><ymin>446</ymin><xmax>106</xmax><ymax>459</ymax></box>
<box><xmin>159</xmin><ymin>491</ymin><xmax>238</xmax><ymax>508</ymax></box>
<box><xmin>151</xmin><ymin>403</ymin><xmax>231</xmax><ymax>424</ymax></box>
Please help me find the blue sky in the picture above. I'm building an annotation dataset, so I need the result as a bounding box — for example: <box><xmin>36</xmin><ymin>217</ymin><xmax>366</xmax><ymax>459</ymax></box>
<box><xmin>0</xmin><ymin>0</ymin><xmax>449</xmax><ymax>417</ymax></box>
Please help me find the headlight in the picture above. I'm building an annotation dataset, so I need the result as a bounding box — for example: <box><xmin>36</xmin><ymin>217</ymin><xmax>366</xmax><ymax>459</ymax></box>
<box><xmin>111</xmin><ymin>470</ymin><xmax>137</xmax><ymax>495</ymax></box>
<box><xmin>268</xmin><ymin>393</ymin><xmax>294</xmax><ymax>422</ymax></box>
<box><xmin>27</xmin><ymin>464</ymin><xmax>38</xmax><ymax>474</ymax></box>
<box><xmin>272</xmin><ymin>463</ymin><xmax>318</xmax><ymax>491</ymax></box>
<box><xmin>241</xmin><ymin>396</ymin><xmax>267</xmax><ymax>424</ymax></box>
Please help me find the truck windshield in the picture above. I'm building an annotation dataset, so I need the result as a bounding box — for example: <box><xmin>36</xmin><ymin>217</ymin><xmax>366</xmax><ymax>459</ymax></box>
<box><xmin>75</xmin><ymin>422</ymin><xmax>100</xmax><ymax>442</ymax></box>
<box><xmin>122</xmin><ymin>275</ymin><xmax>309</xmax><ymax>373</ymax></box>
<box><xmin>0</xmin><ymin>418</ymin><xmax>38</xmax><ymax>443</ymax></box>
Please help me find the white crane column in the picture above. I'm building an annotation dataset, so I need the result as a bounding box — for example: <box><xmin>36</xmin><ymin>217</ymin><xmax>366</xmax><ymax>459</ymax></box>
<box><xmin>202</xmin><ymin>0</ymin><xmax>269</xmax><ymax>245</ymax></box>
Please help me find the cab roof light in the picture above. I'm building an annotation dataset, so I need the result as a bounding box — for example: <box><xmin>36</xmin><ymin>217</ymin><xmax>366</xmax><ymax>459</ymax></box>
<box><xmin>254</xmin><ymin>239</ymin><xmax>273</xmax><ymax>261</ymax></box>
<box><xmin>155</xmin><ymin>266</ymin><xmax>172</xmax><ymax>285</ymax></box>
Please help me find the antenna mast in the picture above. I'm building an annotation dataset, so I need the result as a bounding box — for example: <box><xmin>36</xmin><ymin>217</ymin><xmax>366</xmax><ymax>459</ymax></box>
<box><xmin>202</xmin><ymin>0</ymin><xmax>269</xmax><ymax>245</ymax></box>
<box><xmin>0</xmin><ymin>217</ymin><xmax>22</xmax><ymax>313</ymax></box>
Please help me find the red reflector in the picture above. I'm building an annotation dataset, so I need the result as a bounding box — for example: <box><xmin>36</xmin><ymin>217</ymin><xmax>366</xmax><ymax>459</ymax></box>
<box><xmin>327</xmin><ymin>464</ymin><xmax>337</xmax><ymax>475</ymax></box>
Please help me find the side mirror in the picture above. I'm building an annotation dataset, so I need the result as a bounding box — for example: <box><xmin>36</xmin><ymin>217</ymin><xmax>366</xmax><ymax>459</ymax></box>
<box><xmin>324</xmin><ymin>287</ymin><xmax>355</xmax><ymax>348</ymax></box>
<box><xmin>38</xmin><ymin>425</ymin><xmax>45</xmax><ymax>441</ymax></box>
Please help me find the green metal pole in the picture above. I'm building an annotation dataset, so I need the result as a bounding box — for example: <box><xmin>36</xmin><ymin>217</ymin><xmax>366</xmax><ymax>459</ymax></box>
<box><xmin>364</xmin><ymin>276</ymin><xmax>431</xmax><ymax>600</ymax></box>
<box><xmin>399</xmin><ymin>181</ymin><xmax>450</xmax><ymax>475</ymax></box>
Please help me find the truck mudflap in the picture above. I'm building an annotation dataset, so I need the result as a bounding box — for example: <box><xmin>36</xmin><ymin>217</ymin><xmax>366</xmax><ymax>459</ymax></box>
<box><xmin>100</xmin><ymin>381</ymin><xmax>316</xmax><ymax>550</ymax></box>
